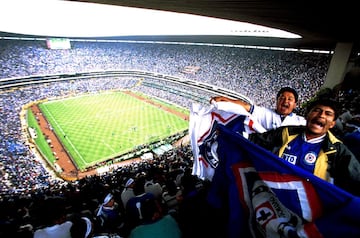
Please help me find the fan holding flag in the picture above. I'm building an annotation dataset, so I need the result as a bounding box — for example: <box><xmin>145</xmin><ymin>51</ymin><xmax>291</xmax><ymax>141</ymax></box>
<box><xmin>190</xmin><ymin>89</ymin><xmax>360</xmax><ymax>237</ymax></box>
<box><xmin>211</xmin><ymin>86</ymin><xmax>306</xmax><ymax>131</ymax></box>
<box><xmin>248</xmin><ymin>97</ymin><xmax>360</xmax><ymax>196</ymax></box>
<box><xmin>191</xmin><ymin>87</ymin><xmax>306</xmax><ymax>181</ymax></box>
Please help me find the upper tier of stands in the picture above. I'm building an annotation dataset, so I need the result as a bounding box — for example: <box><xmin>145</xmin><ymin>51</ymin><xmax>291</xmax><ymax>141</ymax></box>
<box><xmin>0</xmin><ymin>39</ymin><xmax>331</xmax><ymax>197</ymax></box>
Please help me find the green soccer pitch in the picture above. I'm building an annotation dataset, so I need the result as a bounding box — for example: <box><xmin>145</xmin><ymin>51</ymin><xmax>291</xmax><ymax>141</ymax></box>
<box><xmin>37</xmin><ymin>91</ymin><xmax>189</xmax><ymax>170</ymax></box>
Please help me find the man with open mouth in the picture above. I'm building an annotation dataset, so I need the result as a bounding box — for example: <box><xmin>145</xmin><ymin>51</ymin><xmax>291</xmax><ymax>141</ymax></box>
<box><xmin>248</xmin><ymin>97</ymin><xmax>360</xmax><ymax>196</ymax></box>
<box><xmin>211</xmin><ymin>87</ymin><xmax>306</xmax><ymax>131</ymax></box>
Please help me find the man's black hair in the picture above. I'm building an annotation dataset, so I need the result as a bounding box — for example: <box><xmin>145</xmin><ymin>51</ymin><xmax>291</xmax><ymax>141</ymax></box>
<box><xmin>306</xmin><ymin>98</ymin><xmax>340</xmax><ymax>120</ymax></box>
<box><xmin>277</xmin><ymin>87</ymin><xmax>299</xmax><ymax>102</ymax></box>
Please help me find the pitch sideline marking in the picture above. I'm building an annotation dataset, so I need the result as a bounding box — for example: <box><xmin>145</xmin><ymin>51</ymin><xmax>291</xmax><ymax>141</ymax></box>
<box><xmin>41</xmin><ymin>105</ymin><xmax>88</xmax><ymax>166</ymax></box>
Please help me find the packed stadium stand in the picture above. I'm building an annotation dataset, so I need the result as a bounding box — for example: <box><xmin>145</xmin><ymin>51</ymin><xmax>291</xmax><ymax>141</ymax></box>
<box><xmin>0</xmin><ymin>39</ymin><xmax>334</xmax><ymax>237</ymax></box>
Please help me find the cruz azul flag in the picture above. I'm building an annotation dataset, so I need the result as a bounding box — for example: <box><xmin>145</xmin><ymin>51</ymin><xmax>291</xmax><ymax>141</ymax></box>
<box><xmin>190</xmin><ymin>101</ymin><xmax>266</xmax><ymax>181</ymax></box>
<box><xmin>208</xmin><ymin>125</ymin><xmax>360</xmax><ymax>238</ymax></box>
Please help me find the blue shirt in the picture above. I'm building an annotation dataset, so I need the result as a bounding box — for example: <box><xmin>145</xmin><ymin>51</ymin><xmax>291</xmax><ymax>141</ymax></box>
<box><xmin>281</xmin><ymin>135</ymin><xmax>322</xmax><ymax>173</ymax></box>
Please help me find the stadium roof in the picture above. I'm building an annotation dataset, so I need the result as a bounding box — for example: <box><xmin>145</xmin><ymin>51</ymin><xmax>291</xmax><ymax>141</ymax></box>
<box><xmin>72</xmin><ymin>0</ymin><xmax>358</xmax><ymax>52</ymax></box>
<box><xmin>0</xmin><ymin>0</ymin><xmax>358</xmax><ymax>53</ymax></box>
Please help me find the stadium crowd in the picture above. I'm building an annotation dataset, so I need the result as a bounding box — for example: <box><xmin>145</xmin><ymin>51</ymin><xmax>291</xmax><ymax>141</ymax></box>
<box><xmin>2</xmin><ymin>39</ymin><xmax>358</xmax><ymax>237</ymax></box>
<box><xmin>0</xmin><ymin>40</ymin><xmax>331</xmax><ymax>107</ymax></box>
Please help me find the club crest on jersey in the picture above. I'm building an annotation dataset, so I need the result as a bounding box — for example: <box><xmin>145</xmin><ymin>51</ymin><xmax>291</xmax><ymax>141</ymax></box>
<box><xmin>304</xmin><ymin>152</ymin><xmax>317</xmax><ymax>165</ymax></box>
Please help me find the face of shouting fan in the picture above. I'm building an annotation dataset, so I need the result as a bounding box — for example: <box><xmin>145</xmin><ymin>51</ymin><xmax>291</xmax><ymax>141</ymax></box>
<box><xmin>305</xmin><ymin>104</ymin><xmax>336</xmax><ymax>140</ymax></box>
<box><xmin>276</xmin><ymin>91</ymin><xmax>297</xmax><ymax>116</ymax></box>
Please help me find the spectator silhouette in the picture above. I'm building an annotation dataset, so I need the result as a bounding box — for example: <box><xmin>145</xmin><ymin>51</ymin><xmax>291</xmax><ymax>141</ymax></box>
<box><xmin>177</xmin><ymin>169</ymin><xmax>223</xmax><ymax>238</ymax></box>
<box><xmin>128</xmin><ymin>196</ymin><xmax>181</xmax><ymax>238</ymax></box>
<box><xmin>33</xmin><ymin>197</ymin><xmax>73</xmax><ymax>238</ymax></box>
<box><xmin>123</xmin><ymin>175</ymin><xmax>155</xmax><ymax>236</ymax></box>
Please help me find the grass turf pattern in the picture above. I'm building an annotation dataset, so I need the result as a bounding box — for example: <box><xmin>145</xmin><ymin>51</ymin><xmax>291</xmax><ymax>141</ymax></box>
<box><xmin>38</xmin><ymin>91</ymin><xmax>189</xmax><ymax>170</ymax></box>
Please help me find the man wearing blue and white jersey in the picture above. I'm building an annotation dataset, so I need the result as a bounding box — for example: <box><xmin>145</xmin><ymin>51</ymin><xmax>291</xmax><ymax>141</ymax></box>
<box><xmin>211</xmin><ymin>87</ymin><xmax>306</xmax><ymax>131</ymax></box>
<box><xmin>249</xmin><ymin>98</ymin><xmax>360</xmax><ymax>196</ymax></box>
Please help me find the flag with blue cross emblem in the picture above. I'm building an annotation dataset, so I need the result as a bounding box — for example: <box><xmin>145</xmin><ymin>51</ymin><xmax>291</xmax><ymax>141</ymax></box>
<box><xmin>207</xmin><ymin>125</ymin><xmax>360</xmax><ymax>238</ymax></box>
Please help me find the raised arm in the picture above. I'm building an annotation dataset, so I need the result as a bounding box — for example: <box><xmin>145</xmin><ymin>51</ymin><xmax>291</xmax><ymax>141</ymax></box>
<box><xmin>210</xmin><ymin>96</ymin><xmax>252</xmax><ymax>112</ymax></box>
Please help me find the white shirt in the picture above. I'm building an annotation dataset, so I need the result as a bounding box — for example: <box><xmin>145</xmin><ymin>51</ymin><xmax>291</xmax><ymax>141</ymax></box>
<box><xmin>121</xmin><ymin>187</ymin><xmax>135</xmax><ymax>208</ymax></box>
<box><xmin>251</xmin><ymin>106</ymin><xmax>306</xmax><ymax>131</ymax></box>
<box><xmin>34</xmin><ymin>221</ymin><xmax>72</xmax><ymax>238</ymax></box>
<box><xmin>144</xmin><ymin>180</ymin><xmax>163</xmax><ymax>199</ymax></box>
